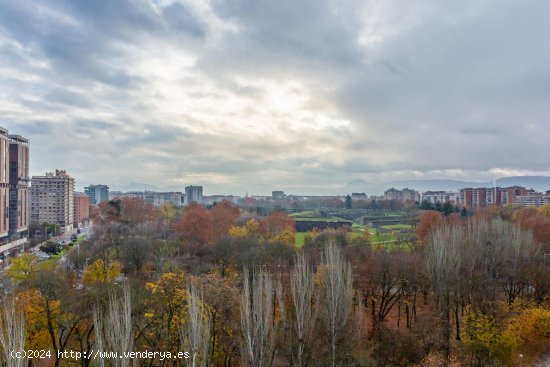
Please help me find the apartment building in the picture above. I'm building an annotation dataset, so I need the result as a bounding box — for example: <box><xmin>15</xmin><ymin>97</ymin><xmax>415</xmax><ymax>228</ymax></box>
<box><xmin>185</xmin><ymin>185</ymin><xmax>203</xmax><ymax>205</ymax></box>
<box><xmin>421</xmin><ymin>191</ymin><xmax>458</xmax><ymax>204</ymax></box>
<box><xmin>514</xmin><ymin>193</ymin><xmax>550</xmax><ymax>207</ymax></box>
<box><xmin>459</xmin><ymin>186</ymin><xmax>532</xmax><ymax>208</ymax></box>
<box><xmin>30</xmin><ymin>170</ymin><xmax>75</xmax><ymax>233</ymax></box>
<box><xmin>110</xmin><ymin>191</ymin><xmax>185</xmax><ymax>207</ymax></box>
<box><xmin>8</xmin><ymin>134</ymin><xmax>30</xmax><ymax>241</ymax></box>
<box><xmin>384</xmin><ymin>188</ymin><xmax>420</xmax><ymax>202</ymax></box>
<box><xmin>0</xmin><ymin>128</ymin><xmax>10</xmax><ymax>242</ymax></box>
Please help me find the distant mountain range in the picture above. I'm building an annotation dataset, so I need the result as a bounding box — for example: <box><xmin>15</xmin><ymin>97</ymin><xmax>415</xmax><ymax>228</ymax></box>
<box><xmin>345</xmin><ymin>176</ymin><xmax>550</xmax><ymax>195</ymax></box>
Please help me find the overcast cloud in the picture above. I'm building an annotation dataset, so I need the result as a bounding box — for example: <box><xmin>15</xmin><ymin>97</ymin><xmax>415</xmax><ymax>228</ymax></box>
<box><xmin>1</xmin><ymin>0</ymin><xmax>549</xmax><ymax>194</ymax></box>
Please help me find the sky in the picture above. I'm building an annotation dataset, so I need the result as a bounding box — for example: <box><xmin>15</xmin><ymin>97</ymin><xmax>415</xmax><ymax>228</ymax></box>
<box><xmin>1</xmin><ymin>0</ymin><xmax>549</xmax><ymax>195</ymax></box>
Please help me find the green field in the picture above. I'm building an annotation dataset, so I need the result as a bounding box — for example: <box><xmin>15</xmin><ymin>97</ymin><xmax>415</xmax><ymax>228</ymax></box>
<box><xmin>295</xmin><ymin>232</ymin><xmax>306</xmax><ymax>247</ymax></box>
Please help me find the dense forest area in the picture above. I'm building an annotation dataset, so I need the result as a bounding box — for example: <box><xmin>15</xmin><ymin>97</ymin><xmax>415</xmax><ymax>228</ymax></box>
<box><xmin>1</xmin><ymin>199</ymin><xmax>549</xmax><ymax>367</ymax></box>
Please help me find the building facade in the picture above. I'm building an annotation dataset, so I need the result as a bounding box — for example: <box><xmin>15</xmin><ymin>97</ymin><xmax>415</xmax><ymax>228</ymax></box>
<box><xmin>109</xmin><ymin>191</ymin><xmax>185</xmax><ymax>207</ymax></box>
<box><xmin>8</xmin><ymin>134</ymin><xmax>30</xmax><ymax>241</ymax></box>
<box><xmin>0</xmin><ymin>128</ymin><xmax>10</xmax><ymax>242</ymax></box>
<box><xmin>30</xmin><ymin>170</ymin><xmax>75</xmax><ymax>233</ymax></box>
<box><xmin>459</xmin><ymin>186</ymin><xmax>532</xmax><ymax>208</ymax></box>
<box><xmin>84</xmin><ymin>184</ymin><xmax>109</xmax><ymax>205</ymax></box>
<box><xmin>185</xmin><ymin>185</ymin><xmax>203</xmax><ymax>205</ymax></box>
<box><xmin>384</xmin><ymin>188</ymin><xmax>420</xmax><ymax>202</ymax></box>
<box><xmin>421</xmin><ymin>191</ymin><xmax>458</xmax><ymax>204</ymax></box>
<box><xmin>514</xmin><ymin>193</ymin><xmax>550</xmax><ymax>207</ymax></box>
<box><xmin>74</xmin><ymin>193</ymin><xmax>90</xmax><ymax>227</ymax></box>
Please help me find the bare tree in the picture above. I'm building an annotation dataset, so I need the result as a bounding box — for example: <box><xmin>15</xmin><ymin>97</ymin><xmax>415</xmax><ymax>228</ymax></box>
<box><xmin>424</xmin><ymin>224</ymin><xmax>462</xmax><ymax>362</ymax></box>
<box><xmin>240</xmin><ymin>267</ymin><xmax>275</xmax><ymax>367</ymax></box>
<box><xmin>0</xmin><ymin>298</ymin><xmax>27</xmax><ymax>367</ymax></box>
<box><xmin>94</xmin><ymin>283</ymin><xmax>134</xmax><ymax>367</ymax></box>
<box><xmin>180</xmin><ymin>284</ymin><xmax>211</xmax><ymax>367</ymax></box>
<box><xmin>316</xmin><ymin>241</ymin><xmax>353</xmax><ymax>367</ymax></box>
<box><xmin>290</xmin><ymin>252</ymin><xmax>315</xmax><ymax>367</ymax></box>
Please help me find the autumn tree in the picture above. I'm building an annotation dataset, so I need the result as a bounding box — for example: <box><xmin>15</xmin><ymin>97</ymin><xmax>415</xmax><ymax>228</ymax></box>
<box><xmin>417</xmin><ymin>210</ymin><xmax>443</xmax><ymax>241</ymax></box>
<box><xmin>259</xmin><ymin>212</ymin><xmax>296</xmax><ymax>244</ymax></box>
<box><xmin>6</xmin><ymin>253</ymin><xmax>38</xmax><ymax>281</ymax></box>
<box><xmin>192</xmin><ymin>274</ymin><xmax>240</xmax><ymax>366</ymax></box>
<box><xmin>211</xmin><ymin>201</ymin><xmax>241</xmax><ymax>241</ymax></box>
<box><xmin>82</xmin><ymin>259</ymin><xmax>122</xmax><ymax>285</ymax></box>
<box><xmin>174</xmin><ymin>203</ymin><xmax>213</xmax><ymax>248</ymax></box>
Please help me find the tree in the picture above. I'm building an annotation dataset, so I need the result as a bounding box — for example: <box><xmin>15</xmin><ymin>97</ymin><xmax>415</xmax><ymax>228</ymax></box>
<box><xmin>180</xmin><ymin>284</ymin><xmax>211</xmax><ymax>367</ymax></box>
<box><xmin>192</xmin><ymin>273</ymin><xmax>240</xmax><ymax>366</ymax></box>
<box><xmin>174</xmin><ymin>204</ymin><xmax>213</xmax><ymax>247</ymax></box>
<box><xmin>290</xmin><ymin>252</ymin><xmax>316</xmax><ymax>367</ymax></box>
<box><xmin>316</xmin><ymin>241</ymin><xmax>354</xmax><ymax>367</ymax></box>
<box><xmin>345</xmin><ymin>195</ymin><xmax>352</xmax><ymax>210</ymax></box>
<box><xmin>240</xmin><ymin>268</ymin><xmax>276</xmax><ymax>367</ymax></box>
<box><xmin>259</xmin><ymin>212</ymin><xmax>295</xmax><ymax>242</ymax></box>
<box><xmin>40</xmin><ymin>241</ymin><xmax>62</xmax><ymax>255</ymax></box>
<box><xmin>424</xmin><ymin>224</ymin><xmax>462</xmax><ymax>360</ymax></box>
<box><xmin>0</xmin><ymin>298</ymin><xmax>27</xmax><ymax>367</ymax></box>
<box><xmin>417</xmin><ymin>211</ymin><xmax>442</xmax><ymax>241</ymax></box>
<box><xmin>94</xmin><ymin>284</ymin><xmax>133</xmax><ymax>367</ymax></box>
<box><xmin>211</xmin><ymin>201</ymin><xmax>241</xmax><ymax>241</ymax></box>
<box><xmin>82</xmin><ymin>260</ymin><xmax>122</xmax><ymax>285</ymax></box>
<box><xmin>6</xmin><ymin>253</ymin><xmax>38</xmax><ymax>281</ymax></box>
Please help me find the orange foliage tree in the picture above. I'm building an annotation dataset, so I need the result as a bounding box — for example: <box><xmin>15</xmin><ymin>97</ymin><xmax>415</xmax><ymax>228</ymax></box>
<box><xmin>173</xmin><ymin>203</ymin><xmax>213</xmax><ymax>246</ymax></box>
<box><xmin>513</xmin><ymin>207</ymin><xmax>550</xmax><ymax>244</ymax></box>
<box><xmin>416</xmin><ymin>210</ymin><xmax>443</xmax><ymax>241</ymax></box>
<box><xmin>259</xmin><ymin>212</ymin><xmax>296</xmax><ymax>244</ymax></box>
<box><xmin>211</xmin><ymin>201</ymin><xmax>241</xmax><ymax>241</ymax></box>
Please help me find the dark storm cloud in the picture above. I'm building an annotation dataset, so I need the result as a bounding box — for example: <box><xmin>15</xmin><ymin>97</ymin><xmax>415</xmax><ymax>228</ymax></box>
<box><xmin>1</xmin><ymin>0</ymin><xmax>549</xmax><ymax>194</ymax></box>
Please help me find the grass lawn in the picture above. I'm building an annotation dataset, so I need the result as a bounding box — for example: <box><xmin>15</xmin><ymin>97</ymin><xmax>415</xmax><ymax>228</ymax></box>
<box><xmin>295</xmin><ymin>232</ymin><xmax>306</xmax><ymax>247</ymax></box>
<box><xmin>293</xmin><ymin>216</ymin><xmax>348</xmax><ymax>222</ymax></box>
<box><xmin>381</xmin><ymin>224</ymin><xmax>413</xmax><ymax>230</ymax></box>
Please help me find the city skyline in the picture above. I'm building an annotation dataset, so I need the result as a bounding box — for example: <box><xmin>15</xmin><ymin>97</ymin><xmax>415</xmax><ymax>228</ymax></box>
<box><xmin>1</xmin><ymin>0</ymin><xmax>550</xmax><ymax>195</ymax></box>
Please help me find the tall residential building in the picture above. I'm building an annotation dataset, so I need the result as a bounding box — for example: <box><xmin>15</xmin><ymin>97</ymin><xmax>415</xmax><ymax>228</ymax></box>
<box><xmin>0</xmin><ymin>128</ymin><xmax>10</xmax><ymax>243</ymax></box>
<box><xmin>8</xmin><ymin>134</ymin><xmax>29</xmax><ymax>240</ymax></box>
<box><xmin>84</xmin><ymin>184</ymin><xmax>109</xmax><ymax>205</ymax></box>
<box><xmin>30</xmin><ymin>170</ymin><xmax>75</xmax><ymax>233</ymax></box>
<box><xmin>74</xmin><ymin>193</ymin><xmax>90</xmax><ymax>227</ymax></box>
<box><xmin>185</xmin><ymin>185</ymin><xmax>203</xmax><ymax>205</ymax></box>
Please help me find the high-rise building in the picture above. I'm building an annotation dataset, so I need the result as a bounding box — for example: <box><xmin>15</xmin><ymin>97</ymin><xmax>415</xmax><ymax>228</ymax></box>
<box><xmin>8</xmin><ymin>134</ymin><xmax>29</xmax><ymax>241</ymax></box>
<box><xmin>84</xmin><ymin>184</ymin><xmax>109</xmax><ymax>205</ymax></box>
<box><xmin>30</xmin><ymin>170</ymin><xmax>75</xmax><ymax>233</ymax></box>
<box><xmin>0</xmin><ymin>128</ymin><xmax>11</xmax><ymax>243</ymax></box>
<box><xmin>185</xmin><ymin>185</ymin><xmax>203</xmax><ymax>205</ymax></box>
<box><xmin>74</xmin><ymin>193</ymin><xmax>90</xmax><ymax>227</ymax></box>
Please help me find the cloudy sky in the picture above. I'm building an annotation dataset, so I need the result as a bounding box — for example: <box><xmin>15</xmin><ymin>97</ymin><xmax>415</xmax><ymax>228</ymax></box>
<box><xmin>1</xmin><ymin>0</ymin><xmax>549</xmax><ymax>195</ymax></box>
